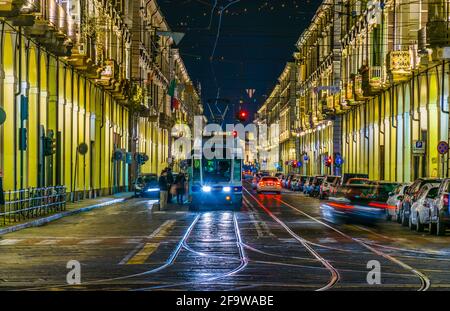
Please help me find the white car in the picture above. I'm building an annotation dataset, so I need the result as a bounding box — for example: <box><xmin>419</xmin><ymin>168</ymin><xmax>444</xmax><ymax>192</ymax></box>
<box><xmin>409</xmin><ymin>184</ymin><xmax>440</xmax><ymax>232</ymax></box>
<box><xmin>387</xmin><ymin>184</ymin><xmax>410</xmax><ymax>221</ymax></box>
<box><xmin>256</xmin><ymin>176</ymin><xmax>282</xmax><ymax>194</ymax></box>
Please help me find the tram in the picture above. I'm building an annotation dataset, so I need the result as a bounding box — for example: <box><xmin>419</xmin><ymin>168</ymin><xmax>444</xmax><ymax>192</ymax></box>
<box><xmin>187</xmin><ymin>132</ymin><xmax>243</xmax><ymax>211</ymax></box>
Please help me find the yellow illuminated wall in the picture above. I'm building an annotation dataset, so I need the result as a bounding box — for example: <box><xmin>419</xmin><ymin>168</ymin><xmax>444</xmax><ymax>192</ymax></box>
<box><xmin>0</xmin><ymin>25</ymin><xmax>134</xmax><ymax>196</ymax></box>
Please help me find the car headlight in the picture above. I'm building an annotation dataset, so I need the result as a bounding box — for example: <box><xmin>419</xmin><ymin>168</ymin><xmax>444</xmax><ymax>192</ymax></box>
<box><xmin>146</xmin><ymin>188</ymin><xmax>160</xmax><ymax>192</ymax></box>
<box><xmin>223</xmin><ymin>186</ymin><xmax>231</xmax><ymax>193</ymax></box>
<box><xmin>202</xmin><ymin>186</ymin><xmax>212</xmax><ymax>192</ymax></box>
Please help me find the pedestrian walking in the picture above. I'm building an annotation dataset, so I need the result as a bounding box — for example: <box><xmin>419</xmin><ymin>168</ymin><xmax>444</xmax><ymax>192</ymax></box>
<box><xmin>166</xmin><ymin>167</ymin><xmax>174</xmax><ymax>203</ymax></box>
<box><xmin>175</xmin><ymin>173</ymin><xmax>186</xmax><ymax>204</ymax></box>
<box><xmin>159</xmin><ymin>169</ymin><xmax>169</xmax><ymax>210</ymax></box>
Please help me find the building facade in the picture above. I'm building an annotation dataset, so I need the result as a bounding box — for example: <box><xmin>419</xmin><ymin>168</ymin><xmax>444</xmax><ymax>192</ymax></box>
<box><xmin>261</xmin><ymin>0</ymin><xmax>450</xmax><ymax>182</ymax></box>
<box><xmin>0</xmin><ymin>0</ymin><xmax>202</xmax><ymax>199</ymax></box>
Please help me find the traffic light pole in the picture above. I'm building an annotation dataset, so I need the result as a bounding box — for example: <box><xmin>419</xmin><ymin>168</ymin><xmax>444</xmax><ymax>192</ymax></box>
<box><xmin>72</xmin><ymin>147</ymin><xmax>78</xmax><ymax>203</ymax></box>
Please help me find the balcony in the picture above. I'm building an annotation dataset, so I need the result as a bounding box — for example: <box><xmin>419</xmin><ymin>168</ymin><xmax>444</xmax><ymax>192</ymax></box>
<box><xmin>321</xmin><ymin>96</ymin><xmax>335</xmax><ymax>118</ymax></box>
<box><xmin>96</xmin><ymin>60</ymin><xmax>119</xmax><ymax>88</ymax></box>
<box><xmin>23</xmin><ymin>0</ymin><xmax>74</xmax><ymax>56</ymax></box>
<box><xmin>387</xmin><ymin>50</ymin><xmax>412</xmax><ymax>83</ymax></box>
<box><xmin>67</xmin><ymin>42</ymin><xmax>102</xmax><ymax>78</ymax></box>
<box><xmin>352</xmin><ymin>74</ymin><xmax>366</xmax><ymax>102</ymax></box>
<box><xmin>359</xmin><ymin>66</ymin><xmax>383</xmax><ymax>97</ymax></box>
<box><xmin>345</xmin><ymin>81</ymin><xmax>354</xmax><ymax>101</ymax></box>
<box><xmin>159</xmin><ymin>112</ymin><xmax>174</xmax><ymax>130</ymax></box>
<box><xmin>111</xmin><ymin>79</ymin><xmax>131</xmax><ymax>103</ymax></box>
<box><xmin>0</xmin><ymin>0</ymin><xmax>27</xmax><ymax>17</ymax></box>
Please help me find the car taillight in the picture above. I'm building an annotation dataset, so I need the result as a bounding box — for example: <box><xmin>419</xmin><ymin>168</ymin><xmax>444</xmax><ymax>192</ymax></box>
<box><xmin>259</xmin><ymin>182</ymin><xmax>264</xmax><ymax>186</ymax></box>
<box><xmin>368</xmin><ymin>202</ymin><xmax>395</xmax><ymax>209</ymax></box>
<box><xmin>442</xmin><ymin>193</ymin><xmax>449</xmax><ymax>208</ymax></box>
<box><xmin>328</xmin><ymin>202</ymin><xmax>354</xmax><ymax>209</ymax></box>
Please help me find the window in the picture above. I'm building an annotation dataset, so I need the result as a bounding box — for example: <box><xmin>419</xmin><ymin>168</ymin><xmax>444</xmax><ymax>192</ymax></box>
<box><xmin>427</xmin><ymin>188</ymin><xmax>439</xmax><ymax>199</ymax></box>
<box><xmin>202</xmin><ymin>158</ymin><xmax>232</xmax><ymax>182</ymax></box>
<box><xmin>371</xmin><ymin>26</ymin><xmax>381</xmax><ymax>66</ymax></box>
<box><xmin>234</xmin><ymin>159</ymin><xmax>242</xmax><ymax>182</ymax></box>
<box><xmin>193</xmin><ymin>159</ymin><xmax>201</xmax><ymax>181</ymax></box>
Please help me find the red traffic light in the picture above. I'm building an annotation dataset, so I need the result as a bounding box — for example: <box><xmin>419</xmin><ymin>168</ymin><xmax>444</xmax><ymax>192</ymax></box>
<box><xmin>237</xmin><ymin>109</ymin><xmax>249</xmax><ymax>122</ymax></box>
<box><xmin>325</xmin><ymin>156</ymin><xmax>333</xmax><ymax>167</ymax></box>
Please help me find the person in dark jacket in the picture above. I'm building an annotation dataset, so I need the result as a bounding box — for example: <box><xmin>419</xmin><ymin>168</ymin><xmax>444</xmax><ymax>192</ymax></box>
<box><xmin>175</xmin><ymin>173</ymin><xmax>186</xmax><ymax>204</ymax></box>
<box><xmin>159</xmin><ymin>169</ymin><xmax>168</xmax><ymax>210</ymax></box>
<box><xmin>166</xmin><ymin>168</ymin><xmax>174</xmax><ymax>203</ymax></box>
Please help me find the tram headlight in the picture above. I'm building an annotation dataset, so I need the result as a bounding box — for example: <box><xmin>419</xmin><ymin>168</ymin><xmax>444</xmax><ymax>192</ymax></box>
<box><xmin>223</xmin><ymin>186</ymin><xmax>231</xmax><ymax>193</ymax></box>
<box><xmin>146</xmin><ymin>188</ymin><xmax>160</xmax><ymax>192</ymax></box>
<box><xmin>202</xmin><ymin>186</ymin><xmax>212</xmax><ymax>192</ymax></box>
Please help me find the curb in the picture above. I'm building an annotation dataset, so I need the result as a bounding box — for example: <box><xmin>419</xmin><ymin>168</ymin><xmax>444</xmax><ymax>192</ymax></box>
<box><xmin>0</xmin><ymin>196</ymin><xmax>133</xmax><ymax>236</ymax></box>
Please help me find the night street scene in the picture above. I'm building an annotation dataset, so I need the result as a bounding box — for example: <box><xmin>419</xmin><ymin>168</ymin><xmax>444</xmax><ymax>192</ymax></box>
<box><xmin>2</xmin><ymin>0</ymin><xmax>450</xmax><ymax>306</ymax></box>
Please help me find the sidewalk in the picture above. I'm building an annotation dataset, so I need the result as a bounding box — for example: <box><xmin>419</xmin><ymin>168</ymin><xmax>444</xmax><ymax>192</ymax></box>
<box><xmin>0</xmin><ymin>192</ymin><xmax>135</xmax><ymax>236</ymax></box>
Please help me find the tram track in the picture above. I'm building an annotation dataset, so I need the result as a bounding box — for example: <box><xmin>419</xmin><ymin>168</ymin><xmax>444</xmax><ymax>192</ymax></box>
<box><xmin>270</xmin><ymin>193</ymin><xmax>431</xmax><ymax>291</ymax></box>
<box><xmin>19</xmin><ymin>214</ymin><xmax>202</xmax><ymax>291</ymax></box>
<box><xmin>19</xmin><ymin>211</ymin><xmax>249</xmax><ymax>291</ymax></box>
<box><xmin>136</xmin><ymin>213</ymin><xmax>248</xmax><ymax>291</ymax></box>
<box><xmin>242</xmin><ymin>189</ymin><xmax>340</xmax><ymax>291</ymax></box>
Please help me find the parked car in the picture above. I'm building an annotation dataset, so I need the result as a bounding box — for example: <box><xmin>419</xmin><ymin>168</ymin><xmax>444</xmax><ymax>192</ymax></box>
<box><xmin>243</xmin><ymin>170</ymin><xmax>254</xmax><ymax>180</ymax></box>
<box><xmin>251</xmin><ymin>175</ymin><xmax>258</xmax><ymax>189</ymax></box>
<box><xmin>319</xmin><ymin>175</ymin><xmax>341</xmax><ymax>199</ymax></box>
<box><xmin>303</xmin><ymin>177</ymin><xmax>314</xmax><ymax>195</ymax></box>
<box><xmin>274</xmin><ymin>172</ymin><xmax>284</xmax><ymax>180</ymax></box>
<box><xmin>134</xmin><ymin>173</ymin><xmax>160</xmax><ymax>199</ymax></box>
<box><xmin>259</xmin><ymin>171</ymin><xmax>271</xmax><ymax>178</ymax></box>
<box><xmin>282</xmin><ymin>174</ymin><xmax>293</xmax><ymax>188</ymax></box>
<box><xmin>387</xmin><ymin>184</ymin><xmax>410</xmax><ymax>221</ymax></box>
<box><xmin>342</xmin><ymin>173</ymin><xmax>369</xmax><ymax>185</ymax></box>
<box><xmin>346</xmin><ymin>177</ymin><xmax>371</xmax><ymax>185</ymax></box>
<box><xmin>398</xmin><ymin>178</ymin><xmax>442</xmax><ymax>226</ymax></box>
<box><xmin>251</xmin><ymin>173</ymin><xmax>262</xmax><ymax>189</ymax></box>
<box><xmin>309</xmin><ymin>176</ymin><xmax>325</xmax><ymax>197</ymax></box>
<box><xmin>293</xmin><ymin>175</ymin><xmax>309</xmax><ymax>191</ymax></box>
<box><xmin>429</xmin><ymin>178</ymin><xmax>450</xmax><ymax>236</ymax></box>
<box><xmin>290</xmin><ymin>174</ymin><xmax>305</xmax><ymax>191</ymax></box>
<box><xmin>409</xmin><ymin>184</ymin><xmax>440</xmax><ymax>232</ymax></box>
<box><xmin>256</xmin><ymin>176</ymin><xmax>282</xmax><ymax>194</ymax></box>
<box><xmin>287</xmin><ymin>174</ymin><xmax>296</xmax><ymax>189</ymax></box>
<box><xmin>280</xmin><ymin>175</ymin><xmax>287</xmax><ymax>188</ymax></box>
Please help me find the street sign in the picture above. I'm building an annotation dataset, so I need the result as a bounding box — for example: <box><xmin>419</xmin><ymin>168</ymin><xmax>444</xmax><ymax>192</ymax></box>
<box><xmin>78</xmin><ymin>143</ymin><xmax>88</xmax><ymax>155</ymax></box>
<box><xmin>413</xmin><ymin>140</ymin><xmax>426</xmax><ymax>154</ymax></box>
<box><xmin>438</xmin><ymin>141</ymin><xmax>449</xmax><ymax>155</ymax></box>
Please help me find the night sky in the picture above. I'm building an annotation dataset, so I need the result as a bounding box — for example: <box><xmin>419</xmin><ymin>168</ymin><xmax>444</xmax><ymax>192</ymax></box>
<box><xmin>158</xmin><ymin>0</ymin><xmax>321</xmax><ymax>124</ymax></box>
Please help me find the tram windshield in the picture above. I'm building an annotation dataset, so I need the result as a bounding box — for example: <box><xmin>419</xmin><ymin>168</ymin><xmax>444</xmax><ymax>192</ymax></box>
<box><xmin>202</xmin><ymin>158</ymin><xmax>232</xmax><ymax>183</ymax></box>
